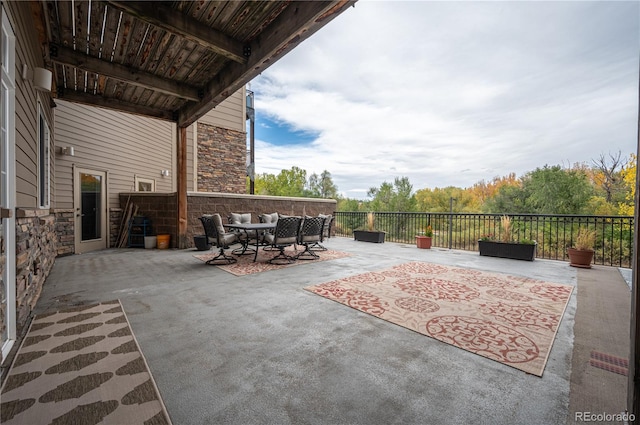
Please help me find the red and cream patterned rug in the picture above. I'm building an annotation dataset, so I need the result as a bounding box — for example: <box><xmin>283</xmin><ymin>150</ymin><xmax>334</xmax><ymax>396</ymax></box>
<box><xmin>305</xmin><ymin>262</ymin><xmax>573</xmax><ymax>376</ymax></box>
<box><xmin>0</xmin><ymin>300</ymin><xmax>172</xmax><ymax>424</ymax></box>
<box><xmin>194</xmin><ymin>247</ymin><xmax>351</xmax><ymax>276</ymax></box>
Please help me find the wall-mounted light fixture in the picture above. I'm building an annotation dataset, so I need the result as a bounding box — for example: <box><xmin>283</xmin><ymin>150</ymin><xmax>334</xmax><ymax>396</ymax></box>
<box><xmin>59</xmin><ymin>146</ymin><xmax>75</xmax><ymax>156</ymax></box>
<box><xmin>22</xmin><ymin>64</ymin><xmax>52</xmax><ymax>92</ymax></box>
<box><xmin>161</xmin><ymin>170</ymin><xmax>170</xmax><ymax>177</ymax></box>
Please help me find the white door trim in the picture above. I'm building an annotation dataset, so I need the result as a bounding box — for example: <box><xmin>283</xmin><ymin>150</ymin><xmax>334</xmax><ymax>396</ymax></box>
<box><xmin>1</xmin><ymin>5</ymin><xmax>16</xmax><ymax>364</ymax></box>
<box><xmin>74</xmin><ymin>167</ymin><xmax>108</xmax><ymax>254</ymax></box>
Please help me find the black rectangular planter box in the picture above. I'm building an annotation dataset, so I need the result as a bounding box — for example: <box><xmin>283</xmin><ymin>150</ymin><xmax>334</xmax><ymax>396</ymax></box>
<box><xmin>478</xmin><ymin>240</ymin><xmax>536</xmax><ymax>261</ymax></box>
<box><xmin>354</xmin><ymin>230</ymin><xmax>385</xmax><ymax>243</ymax></box>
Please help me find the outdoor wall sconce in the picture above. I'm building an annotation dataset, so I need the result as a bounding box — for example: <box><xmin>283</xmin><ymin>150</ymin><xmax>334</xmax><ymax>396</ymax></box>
<box><xmin>59</xmin><ymin>146</ymin><xmax>75</xmax><ymax>156</ymax></box>
<box><xmin>22</xmin><ymin>64</ymin><xmax>52</xmax><ymax>92</ymax></box>
<box><xmin>161</xmin><ymin>170</ymin><xmax>170</xmax><ymax>177</ymax></box>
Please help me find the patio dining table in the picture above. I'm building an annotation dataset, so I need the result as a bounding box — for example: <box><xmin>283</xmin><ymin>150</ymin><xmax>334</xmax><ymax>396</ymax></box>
<box><xmin>225</xmin><ymin>222</ymin><xmax>276</xmax><ymax>262</ymax></box>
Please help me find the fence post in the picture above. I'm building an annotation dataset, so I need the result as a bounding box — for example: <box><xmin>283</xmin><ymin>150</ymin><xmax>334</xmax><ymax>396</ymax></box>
<box><xmin>448</xmin><ymin>197</ymin><xmax>456</xmax><ymax>249</ymax></box>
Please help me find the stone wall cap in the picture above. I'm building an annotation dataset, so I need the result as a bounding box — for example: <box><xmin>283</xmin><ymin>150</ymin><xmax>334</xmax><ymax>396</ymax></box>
<box><xmin>16</xmin><ymin>208</ymin><xmax>53</xmax><ymax>218</ymax></box>
<box><xmin>187</xmin><ymin>191</ymin><xmax>336</xmax><ymax>204</ymax></box>
<box><xmin>120</xmin><ymin>192</ymin><xmax>176</xmax><ymax>198</ymax></box>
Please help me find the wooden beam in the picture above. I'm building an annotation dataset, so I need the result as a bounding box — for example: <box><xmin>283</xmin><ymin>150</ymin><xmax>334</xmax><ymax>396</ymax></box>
<box><xmin>57</xmin><ymin>90</ymin><xmax>175</xmax><ymax>121</ymax></box>
<box><xmin>177</xmin><ymin>1</ymin><xmax>356</xmax><ymax>127</ymax></box>
<box><xmin>177</xmin><ymin>126</ymin><xmax>188</xmax><ymax>249</ymax></box>
<box><xmin>50</xmin><ymin>45</ymin><xmax>200</xmax><ymax>101</ymax></box>
<box><xmin>106</xmin><ymin>1</ymin><xmax>247</xmax><ymax>64</ymax></box>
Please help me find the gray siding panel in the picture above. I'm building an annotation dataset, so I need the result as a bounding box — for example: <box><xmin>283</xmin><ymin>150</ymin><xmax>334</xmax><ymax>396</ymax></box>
<box><xmin>54</xmin><ymin>100</ymin><xmax>175</xmax><ymax>210</ymax></box>
<box><xmin>8</xmin><ymin>2</ymin><xmax>53</xmax><ymax>208</ymax></box>
<box><xmin>199</xmin><ymin>88</ymin><xmax>246</xmax><ymax>132</ymax></box>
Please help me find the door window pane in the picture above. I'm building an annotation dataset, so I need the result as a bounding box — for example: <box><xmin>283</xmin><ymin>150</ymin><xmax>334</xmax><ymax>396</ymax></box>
<box><xmin>81</xmin><ymin>173</ymin><xmax>102</xmax><ymax>241</ymax></box>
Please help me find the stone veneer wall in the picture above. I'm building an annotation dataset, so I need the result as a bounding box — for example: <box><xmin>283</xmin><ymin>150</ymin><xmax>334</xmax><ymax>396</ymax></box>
<box><xmin>118</xmin><ymin>192</ymin><xmax>337</xmax><ymax>249</ymax></box>
<box><xmin>54</xmin><ymin>209</ymin><xmax>74</xmax><ymax>256</ymax></box>
<box><xmin>110</xmin><ymin>208</ymin><xmax>123</xmax><ymax>248</ymax></box>
<box><xmin>197</xmin><ymin>123</ymin><xmax>246</xmax><ymax>194</ymax></box>
<box><xmin>15</xmin><ymin>209</ymin><xmax>57</xmax><ymax>334</ymax></box>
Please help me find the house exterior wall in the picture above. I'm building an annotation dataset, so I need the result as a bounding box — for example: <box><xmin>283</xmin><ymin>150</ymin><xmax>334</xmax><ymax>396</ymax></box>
<box><xmin>198</xmin><ymin>89</ymin><xmax>245</xmax><ymax>132</ymax></box>
<box><xmin>2</xmin><ymin>1</ymin><xmax>56</xmax><ymax>340</ymax></box>
<box><xmin>54</xmin><ymin>101</ymin><xmax>177</xmax><ymax>251</ymax></box>
<box><xmin>55</xmin><ymin>88</ymin><xmax>246</xmax><ymax>249</ymax></box>
<box><xmin>53</xmin><ymin>100</ymin><xmax>177</xmax><ymax>210</ymax></box>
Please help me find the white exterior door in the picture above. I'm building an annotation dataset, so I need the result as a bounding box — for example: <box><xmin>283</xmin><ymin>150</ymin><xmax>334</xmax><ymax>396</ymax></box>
<box><xmin>74</xmin><ymin>168</ymin><xmax>108</xmax><ymax>253</ymax></box>
<box><xmin>1</xmin><ymin>6</ymin><xmax>16</xmax><ymax>363</ymax></box>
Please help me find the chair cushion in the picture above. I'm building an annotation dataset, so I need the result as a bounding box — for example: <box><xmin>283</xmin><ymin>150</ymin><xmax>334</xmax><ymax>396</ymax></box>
<box><xmin>259</xmin><ymin>212</ymin><xmax>279</xmax><ymax>224</ymax></box>
<box><xmin>221</xmin><ymin>232</ymin><xmax>238</xmax><ymax>245</ymax></box>
<box><xmin>230</xmin><ymin>212</ymin><xmax>252</xmax><ymax>224</ymax></box>
<box><xmin>300</xmin><ymin>234</ymin><xmax>320</xmax><ymax>243</ymax></box>
<box><xmin>212</xmin><ymin>214</ymin><xmax>227</xmax><ymax>236</ymax></box>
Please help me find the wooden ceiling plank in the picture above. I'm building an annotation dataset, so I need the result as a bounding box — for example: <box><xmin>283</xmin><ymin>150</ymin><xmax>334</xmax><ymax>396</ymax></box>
<box><xmin>147</xmin><ymin>30</ymin><xmax>175</xmax><ymax>76</ymax></box>
<box><xmin>106</xmin><ymin>1</ymin><xmax>247</xmax><ymax>64</ymax></box>
<box><xmin>55</xmin><ymin>1</ymin><xmax>74</xmax><ymax>51</ymax></box>
<box><xmin>50</xmin><ymin>45</ymin><xmax>200</xmax><ymax>101</ymax></box>
<box><xmin>171</xmin><ymin>42</ymin><xmax>202</xmax><ymax>82</ymax></box>
<box><xmin>177</xmin><ymin>1</ymin><xmax>356</xmax><ymax>127</ymax></box>
<box><xmin>100</xmin><ymin>6</ymin><xmax>121</xmax><ymax>61</ymax></box>
<box><xmin>58</xmin><ymin>89</ymin><xmax>174</xmax><ymax>121</ymax></box>
<box><xmin>87</xmin><ymin>2</ymin><xmax>107</xmax><ymax>57</ymax></box>
<box><xmin>111</xmin><ymin>10</ymin><xmax>136</xmax><ymax>65</ymax></box>
<box><xmin>121</xmin><ymin>14</ymin><xmax>148</xmax><ymax>67</ymax></box>
<box><xmin>184</xmin><ymin>50</ymin><xmax>220</xmax><ymax>83</ymax></box>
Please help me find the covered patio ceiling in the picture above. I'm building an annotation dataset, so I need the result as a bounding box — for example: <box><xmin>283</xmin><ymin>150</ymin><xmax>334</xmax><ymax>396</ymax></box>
<box><xmin>30</xmin><ymin>0</ymin><xmax>355</xmax><ymax>127</ymax></box>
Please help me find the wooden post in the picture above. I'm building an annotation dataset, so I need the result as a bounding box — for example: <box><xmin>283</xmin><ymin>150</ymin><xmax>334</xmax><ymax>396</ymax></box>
<box><xmin>177</xmin><ymin>125</ymin><xmax>188</xmax><ymax>249</ymax></box>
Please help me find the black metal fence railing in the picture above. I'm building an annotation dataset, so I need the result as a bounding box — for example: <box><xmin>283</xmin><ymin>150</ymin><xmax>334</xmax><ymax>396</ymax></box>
<box><xmin>333</xmin><ymin>212</ymin><xmax>635</xmax><ymax>268</ymax></box>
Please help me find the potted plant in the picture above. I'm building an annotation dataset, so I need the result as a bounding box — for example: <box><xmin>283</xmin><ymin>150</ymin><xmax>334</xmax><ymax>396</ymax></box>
<box><xmin>478</xmin><ymin>215</ymin><xmax>537</xmax><ymax>261</ymax></box>
<box><xmin>567</xmin><ymin>227</ymin><xmax>596</xmax><ymax>268</ymax></box>
<box><xmin>354</xmin><ymin>212</ymin><xmax>386</xmax><ymax>243</ymax></box>
<box><xmin>416</xmin><ymin>225</ymin><xmax>433</xmax><ymax>249</ymax></box>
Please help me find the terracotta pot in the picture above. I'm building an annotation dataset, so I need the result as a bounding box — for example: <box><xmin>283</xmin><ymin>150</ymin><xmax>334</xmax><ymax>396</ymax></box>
<box><xmin>416</xmin><ymin>236</ymin><xmax>432</xmax><ymax>249</ymax></box>
<box><xmin>567</xmin><ymin>247</ymin><xmax>594</xmax><ymax>268</ymax></box>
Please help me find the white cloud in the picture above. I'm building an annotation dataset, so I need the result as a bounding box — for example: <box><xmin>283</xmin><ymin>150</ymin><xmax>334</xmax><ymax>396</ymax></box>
<box><xmin>251</xmin><ymin>1</ymin><xmax>639</xmax><ymax>199</ymax></box>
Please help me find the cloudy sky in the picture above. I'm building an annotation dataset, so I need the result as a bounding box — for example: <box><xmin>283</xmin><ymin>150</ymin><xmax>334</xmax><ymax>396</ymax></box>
<box><xmin>249</xmin><ymin>1</ymin><xmax>639</xmax><ymax>200</ymax></box>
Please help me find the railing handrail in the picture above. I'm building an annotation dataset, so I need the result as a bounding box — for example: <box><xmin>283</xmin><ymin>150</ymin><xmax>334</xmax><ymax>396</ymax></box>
<box><xmin>333</xmin><ymin>211</ymin><xmax>634</xmax><ymax>268</ymax></box>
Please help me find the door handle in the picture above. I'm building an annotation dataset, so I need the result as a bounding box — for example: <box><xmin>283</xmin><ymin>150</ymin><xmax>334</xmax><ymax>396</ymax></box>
<box><xmin>0</xmin><ymin>208</ymin><xmax>12</xmax><ymax>219</ymax></box>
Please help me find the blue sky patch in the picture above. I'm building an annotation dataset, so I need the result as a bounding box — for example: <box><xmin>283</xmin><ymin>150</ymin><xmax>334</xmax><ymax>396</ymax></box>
<box><xmin>254</xmin><ymin>115</ymin><xmax>319</xmax><ymax>146</ymax></box>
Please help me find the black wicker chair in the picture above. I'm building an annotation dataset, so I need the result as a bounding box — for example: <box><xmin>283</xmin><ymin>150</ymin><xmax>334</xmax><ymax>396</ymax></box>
<box><xmin>295</xmin><ymin>216</ymin><xmax>325</xmax><ymax>260</ymax></box>
<box><xmin>263</xmin><ymin>216</ymin><xmax>302</xmax><ymax>265</ymax></box>
<box><xmin>310</xmin><ymin>214</ymin><xmax>333</xmax><ymax>251</ymax></box>
<box><xmin>199</xmin><ymin>214</ymin><xmax>239</xmax><ymax>265</ymax></box>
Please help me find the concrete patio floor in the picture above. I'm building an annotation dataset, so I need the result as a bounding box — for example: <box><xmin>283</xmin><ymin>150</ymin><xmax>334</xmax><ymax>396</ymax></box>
<box><xmin>28</xmin><ymin>236</ymin><xmax>631</xmax><ymax>425</ymax></box>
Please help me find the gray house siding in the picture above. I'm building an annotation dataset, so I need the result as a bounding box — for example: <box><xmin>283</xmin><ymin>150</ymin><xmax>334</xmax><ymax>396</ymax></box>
<box><xmin>2</xmin><ymin>1</ymin><xmax>57</xmax><ymax>346</ymax></box>
<box><xmin>54</xmin><ymin>100</ymin><xmax>176</xmax><ymax>209</ymax></box>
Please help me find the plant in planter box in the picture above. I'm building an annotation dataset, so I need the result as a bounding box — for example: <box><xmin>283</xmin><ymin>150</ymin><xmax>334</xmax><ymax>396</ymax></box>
<box><xmin>478</xmin><ymin>215</ymin><xmax>537</xmax><ymax>261</ymax></box>
<box><xmin>354</xmin><ymin>212</ymin><xmax>386</xmax><ymax>243</ymax></box>
<box><xmin>416</xmin><ymin>225</ymin><xmax>433</xmax><ymax>249</ymax></box>
<box><xmin>567</xmin><ymin>227</ymin><xmax>596</xmax><ymax>268</ymax></box>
